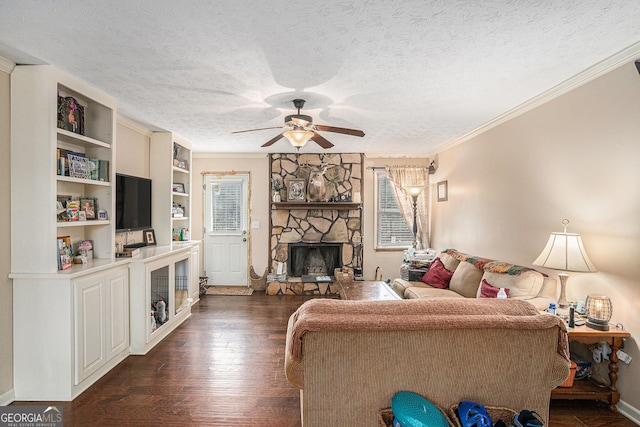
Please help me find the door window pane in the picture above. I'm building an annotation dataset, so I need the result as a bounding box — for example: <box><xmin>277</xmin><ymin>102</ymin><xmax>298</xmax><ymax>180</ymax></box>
<box><xmin>210</xmin><ymin>181</ymin><xmax>242</xmax><ymax>233</ymax></box>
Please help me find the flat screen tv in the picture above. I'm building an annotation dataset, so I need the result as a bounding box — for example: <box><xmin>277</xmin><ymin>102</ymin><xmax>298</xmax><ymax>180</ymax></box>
<box><xmin>115</xmin><ymin>173</ymin><xmax>152</xmax><ymax>232</ymax></box>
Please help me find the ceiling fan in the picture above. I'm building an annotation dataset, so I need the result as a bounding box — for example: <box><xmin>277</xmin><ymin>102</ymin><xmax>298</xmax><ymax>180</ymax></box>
<box><xmin>231</xmin><ymin>99</ymin><xmax>365</xmax><ymax>149</ymax></box>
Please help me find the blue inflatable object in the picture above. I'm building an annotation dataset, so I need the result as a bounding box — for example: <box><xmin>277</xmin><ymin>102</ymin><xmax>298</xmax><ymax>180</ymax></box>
<box><xmin>456</xmin><ymin>400</ymin><xmax>492</xmax><ymax>427</ymax></box>
<box><xmin>391</xmin><ymin>391</ymin><xmax>449</xmax><ymax>427</ymax></box>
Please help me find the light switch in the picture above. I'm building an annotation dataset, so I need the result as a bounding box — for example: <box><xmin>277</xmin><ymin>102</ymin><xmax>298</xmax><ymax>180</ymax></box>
<box><xmin>252</xmin><ymin>220</ymin><xmax>260</xmax><ymax>229</ymax></box>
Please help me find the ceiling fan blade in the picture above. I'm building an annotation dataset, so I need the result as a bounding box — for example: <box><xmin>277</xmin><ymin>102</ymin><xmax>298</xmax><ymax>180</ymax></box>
<box><xmin>231</xmin><ymin>126</ymin><xmax>284</xmax><ymax>134</ymax></box>
<box><xmin>311</xmin><ymin>132</ymin><xmax>334</xmax><ymax>149</ymax></box>
<box><xmin>314</xmin><ymin>125</ymin><xmax>365</xmax><ymax>137</ymax></box>
<box><xmin>261</xmin><ymin>133</ymin><xmax>285</xmax><ymax>147</ymax></box>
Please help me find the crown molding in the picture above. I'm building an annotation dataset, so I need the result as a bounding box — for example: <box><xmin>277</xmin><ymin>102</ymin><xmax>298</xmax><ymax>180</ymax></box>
<box><xmin>364</xmin><ymin>152</ymin><xmax>430</xmax><ymax>159</ymax></box>
<box><xmin>437</xmin><ymin>41</ymin><xmax>640</xmax><ymax>155</ymax></box>
<box><xmin>117</xmin><ymin>114</ymin><xmax>153</xmax><ymax>137</ymax></box>
<box><xmin>0</xmin><ymin>56</ymin><xmax>16</xmax><ymax>74</ymax></box>
<box><xmin>193</xmin><ymin>152</ymin><xmax>268</xmax><ymax>159</ymax></box>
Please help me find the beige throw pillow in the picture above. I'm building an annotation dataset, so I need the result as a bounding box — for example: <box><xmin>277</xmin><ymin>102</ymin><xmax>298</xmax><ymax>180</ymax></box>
<box><xmin>437</xmin><ymin>252</ymin><xmax>461</xmax><ymax>272</ymax></box>
<box><xmin>449</xmin><ymin>261</ymin><xmax>483</xmax><ymax>298</ymax></box>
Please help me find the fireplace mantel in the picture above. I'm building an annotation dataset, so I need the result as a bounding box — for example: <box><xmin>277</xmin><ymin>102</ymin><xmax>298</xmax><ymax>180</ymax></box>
<box><xmin>271</xmin><ymin>202</ymin><xmax>361</xmax><ymax>210</ymax></box>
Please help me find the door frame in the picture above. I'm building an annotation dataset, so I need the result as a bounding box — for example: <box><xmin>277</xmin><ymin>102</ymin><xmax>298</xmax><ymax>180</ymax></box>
<box><xmin>201</xmin><ymin>171</ymin><xmax>252</xmax><ymax>285</ymax></box>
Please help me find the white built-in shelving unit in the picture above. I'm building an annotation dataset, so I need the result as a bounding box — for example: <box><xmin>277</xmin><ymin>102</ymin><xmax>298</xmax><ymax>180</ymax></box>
<box><xmin>11</xmin><ymin>65</ymin><xmax>116</xmax><ymax>273</ymax></box>
<box><xmin>150</xmin><ymin>132</ymin><xmax>192</xmax><ymax>246</ymax></box>
<box><xmin>10</xmin><ymin>65</ymin><xmax>129</xmax><ymax>400</ymax></box>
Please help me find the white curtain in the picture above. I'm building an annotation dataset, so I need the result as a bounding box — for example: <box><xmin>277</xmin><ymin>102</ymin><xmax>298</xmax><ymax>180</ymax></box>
<box><xmin>384</xmin><ymin>165</ymin><xmax>430</xmax><ymax>249</ymax></box>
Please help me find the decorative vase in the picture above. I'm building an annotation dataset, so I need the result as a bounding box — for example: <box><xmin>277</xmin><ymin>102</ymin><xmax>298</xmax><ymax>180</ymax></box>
<box><xmin>272</xmin><ymin>193</ymin><xmax>281</xmax><ymax>202</ymax></box>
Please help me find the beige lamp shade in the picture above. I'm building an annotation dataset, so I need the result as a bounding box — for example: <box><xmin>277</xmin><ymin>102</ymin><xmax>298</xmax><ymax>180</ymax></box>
<box><xmin>533</xmin><ymin>232</ymin><xmax>597</xmax><ymax>273</ymax></box>
<box><xmin>404</xmin><ymin>185</ymin><xmax>425</xmax><ymax>197</ymax></box>
<box><xmin>283</xmin><ymin>129</ymin><xmax>314</xmax><ymax>148</ymax></box>
<box><xmin>533</xmin><ymin>220</ymin><xmax>597</xmax><ymax>309</ymax></box>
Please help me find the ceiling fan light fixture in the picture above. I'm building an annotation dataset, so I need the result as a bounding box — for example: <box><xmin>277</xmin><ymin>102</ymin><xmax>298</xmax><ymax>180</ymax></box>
<box><xmin>283</xmin><ymin>129</ymin><xmax>314</xmax><ymax>148</ymax></box>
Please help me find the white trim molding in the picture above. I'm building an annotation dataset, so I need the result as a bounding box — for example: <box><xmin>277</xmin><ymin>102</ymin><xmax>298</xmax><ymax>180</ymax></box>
<box><xmin>0</xmin><ymin>56</ymin><xmax>16</xmax><ymax>74</ymax></box>
<box><xmin>193</xmin><ymin>152</ymin><xmax>268</xmax><ymax>159</ymax></box>
<box><xmin>436</xmin><ymin>40</ymin><xmax>640</xmax><ymax>155</ymax></box>
<box><xmin>0</xmin><ymin>388</ymin><xmax>15</xmax><ymax>406</ymax></box>
<box><xmin>617</xmin><ymin>400</ymin><xmax>640</xmax><ymax>426</ymax></box>
<box><xmin>117</xmin><ymin>114</ymin><xmax>153</xmax><ymax>137</ymax></box>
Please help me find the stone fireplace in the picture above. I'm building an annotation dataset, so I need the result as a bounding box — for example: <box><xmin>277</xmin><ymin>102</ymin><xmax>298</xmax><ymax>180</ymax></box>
<box><xmin>267</xmin><ymin>153</ymin><xmax>363</xmax><ymax>295</ymax></box>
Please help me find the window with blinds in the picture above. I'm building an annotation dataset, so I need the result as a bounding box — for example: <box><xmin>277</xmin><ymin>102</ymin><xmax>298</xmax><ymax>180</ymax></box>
<box><xmin>209</xmin><ymin>181</ymin><xmax>243</xmax><ymax>233</ymax></box>
<box><xmin>376</xmin><ymin>172</ymin><xmax>413</xmax><ymax>248</ymax></box>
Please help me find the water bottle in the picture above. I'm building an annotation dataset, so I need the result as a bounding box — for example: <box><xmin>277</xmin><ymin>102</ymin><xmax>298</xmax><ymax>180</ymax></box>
<box><xmin>548</xmin><ymin>303</ymin><xmax>557</xmax><ymax>315</ymax></box>
<box><xmin>497</xmin><ymin>288</ymin><xmax>507</xmax><ymax>299</ymax></box>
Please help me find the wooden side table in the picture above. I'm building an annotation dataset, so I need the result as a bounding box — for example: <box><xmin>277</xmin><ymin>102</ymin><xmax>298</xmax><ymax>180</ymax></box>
<box><xmin>551</xmin><ymin>324</ymin><xmax>630</xmax><ymax>412</ymax></box>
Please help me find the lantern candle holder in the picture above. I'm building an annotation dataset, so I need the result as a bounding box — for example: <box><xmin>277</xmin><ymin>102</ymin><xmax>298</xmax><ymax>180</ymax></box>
<box><xmin>585</xmin><ymin>294</ymin><xmax>612</xmax><ymax>331</ymax></box>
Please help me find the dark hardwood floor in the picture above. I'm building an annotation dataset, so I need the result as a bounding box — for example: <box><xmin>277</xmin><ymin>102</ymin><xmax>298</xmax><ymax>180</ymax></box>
<box><xmin>12</xmin><ymin>293</ymin><xmax>636</xmax><ymax>426</ymax></box>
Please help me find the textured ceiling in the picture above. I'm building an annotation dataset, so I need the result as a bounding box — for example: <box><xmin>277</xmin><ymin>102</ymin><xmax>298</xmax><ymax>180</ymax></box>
<box><xmin>1</xmin><ymin>1</ymin><xmax>640</xmax><ymax>154</ymax></box>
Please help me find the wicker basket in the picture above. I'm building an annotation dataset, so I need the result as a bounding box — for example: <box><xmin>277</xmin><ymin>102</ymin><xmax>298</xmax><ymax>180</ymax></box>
<box><xmin>198</xmin><ymin>276</ymin><xmax>209</xmax><ymax>297</ymax></box>
<box><xmin>334</xmin><ymin>267</ymin><xmax>354</xmax><ymax>285</ymax></box>
<box><xmin>449</xmin><ymin>404</ymin><xmax>517</xmax><ymax>427</ymax></box>
<box><xmin>377</xmin><ymin>406</ymin><xmax>455</xmax><ymax>427</ymax></box>
<box><xmin>249</xmin><ymin>266</ymin><xmax>268</xmax><ymax>291</ymax></box>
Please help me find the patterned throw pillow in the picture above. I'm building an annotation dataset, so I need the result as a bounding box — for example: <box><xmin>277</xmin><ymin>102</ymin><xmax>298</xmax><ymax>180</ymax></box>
<box><xmin>420</xmin><ymin>257</ymin><xmax>454</xmax><ymax>289</ymax></box>
<box><xmin>479</xmin><ymin>279</ymin><xmax>510</xmax><ymax>298</ymax></box>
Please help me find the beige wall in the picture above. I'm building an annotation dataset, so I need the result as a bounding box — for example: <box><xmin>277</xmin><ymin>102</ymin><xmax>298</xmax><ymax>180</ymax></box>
<box><xmin>114</xmin><ymin>120</ymin><xmax>151</xmax><ymax>244</ymax></box>
<box><xmin>115</xmin><ymin>121</ymin><xmax>150</xmax><ymax>178</ymax></box>
<box><xmin>191</xmin><ymin>154</ymin><xmax>270</xmax><ymax>275</ymax></box>
<box><xmin>430</xmin><ymin>61</ymin><xmax>640</xmax><ymax>410</ymax></box>
<box><xmin>0</xmin><ymin>67</ymin><xmax>13</xmax><ymax>403</ymax></box>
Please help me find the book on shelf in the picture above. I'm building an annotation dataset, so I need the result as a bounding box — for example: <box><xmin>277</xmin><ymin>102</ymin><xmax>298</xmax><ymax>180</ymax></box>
<box><xmin>55</xmin><ymin>149</ymin><xmax>109</xmax><ymax>182</ymax></box>
<box><xmin>57</xmin><ymin>149</ymin><xmax>85</xmax><ymax>177</ymax></box>
<box><xmin>57</xmin><ymin>236</ymin><xmax>73</xmax><ymax>270</ymax></box>
<box><xmin>98</xmin><ymin>160</ymin><xmax>109</xmax><ymax>182</ymax></box>
<box><xmin>89</xmin><ymin>158</ymin><xmax>100</xmax><ymax>180</ymax></box>
<box><xmin>66</xmin><ymin>200</ymin><xmax>80</xmax><ymax>221</ymax></box>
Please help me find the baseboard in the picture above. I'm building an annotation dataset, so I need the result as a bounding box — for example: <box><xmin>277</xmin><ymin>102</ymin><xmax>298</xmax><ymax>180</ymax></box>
<box><xmin>0</xmin><ymin>388</ymin><xmax>15</xmax><ymax>406</ymax></box>
<box><xmin>618</xmin><ymin>400</ymin><xmax>640</xmax><ymax>426</ymax></box>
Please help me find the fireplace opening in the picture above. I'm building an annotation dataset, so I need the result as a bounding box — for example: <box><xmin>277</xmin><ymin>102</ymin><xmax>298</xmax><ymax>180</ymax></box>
<box><xmin>288</xmin><ymin>243</ymin><xmax>342</xmax><ymax>277</ymax></box>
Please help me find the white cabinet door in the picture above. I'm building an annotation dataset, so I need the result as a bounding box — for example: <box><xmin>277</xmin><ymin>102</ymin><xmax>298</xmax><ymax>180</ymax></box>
<box><xmin>106</xmin><ymin>267</ymin><xmax>129</xmax><ymax>360</ymax></box>
<box><xmin>74</xmin><ymin>274</ymin><xmax>106</xmax><ymax>385</ymax></box>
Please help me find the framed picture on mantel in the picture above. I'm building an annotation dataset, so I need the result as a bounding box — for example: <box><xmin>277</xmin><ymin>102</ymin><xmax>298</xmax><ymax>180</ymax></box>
<box><xmin>288</xmin><ymin>179</ymin><xmax>306</xmax><ymax>201</ymax></box>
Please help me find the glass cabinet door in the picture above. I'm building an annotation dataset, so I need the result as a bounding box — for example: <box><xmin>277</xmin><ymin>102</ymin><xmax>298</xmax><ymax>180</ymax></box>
<box><xmin>150</xmin><ymin>265</ymin><xmax>170</xmax><ymax>332</ymax></box>
<box><xmin>175</xmin><ymin>258</ymin><xmax>190</xmax><ymax>315</ymax></box>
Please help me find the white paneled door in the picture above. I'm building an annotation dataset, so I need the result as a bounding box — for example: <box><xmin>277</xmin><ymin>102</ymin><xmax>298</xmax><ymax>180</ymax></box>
<box><xmin>203</xmin><ymin>173</ymin><xmax>249</xmax><ymax>286</ymax></box>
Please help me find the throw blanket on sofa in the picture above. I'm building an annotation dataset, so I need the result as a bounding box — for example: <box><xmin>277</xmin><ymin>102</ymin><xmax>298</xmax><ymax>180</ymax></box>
<box><xmin>288</xmin><ymin>298</ymin><xmax>569</xmax><ymax>363</ymax></box>
<box><xmin>444</xmin><ymin>249</ymin><xmax>542</xmax><ymax>276</ymax></box>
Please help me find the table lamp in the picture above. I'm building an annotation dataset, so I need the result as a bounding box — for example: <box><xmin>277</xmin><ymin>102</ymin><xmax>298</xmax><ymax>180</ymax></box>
<box><xmin>533</xmin><ymin>219</ymin><xmax>597</xmax><ymax>308</ymax></box>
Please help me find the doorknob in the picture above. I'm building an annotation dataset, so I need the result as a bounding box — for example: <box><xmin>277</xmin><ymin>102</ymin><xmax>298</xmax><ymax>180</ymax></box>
<box><xmin>242</xmin><ymin>237</ymin><xmax>247</xmax><ymax>242</ymax></box>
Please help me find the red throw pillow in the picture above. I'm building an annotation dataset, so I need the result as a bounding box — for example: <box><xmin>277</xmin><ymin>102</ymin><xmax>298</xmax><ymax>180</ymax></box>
<box><xmin>419</xmin><ymin>258</ymin><xmax>453</xmax><ymax>289</ymax></box>
<box><xmin>479</xmin><ymin>279</ymin><xmax>510</xmax><ymax>298</ymax></box>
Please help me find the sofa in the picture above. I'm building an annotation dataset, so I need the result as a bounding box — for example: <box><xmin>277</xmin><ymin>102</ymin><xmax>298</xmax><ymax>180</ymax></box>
<box><xmin>285</xmin><ymin>298</ymin><xmax>569</xmax><ymax>427</ymax></box>
<box><xmin>393</xmin><ymin>249</ymin><xmax>557</xmax><ymax>310</ymax></box>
